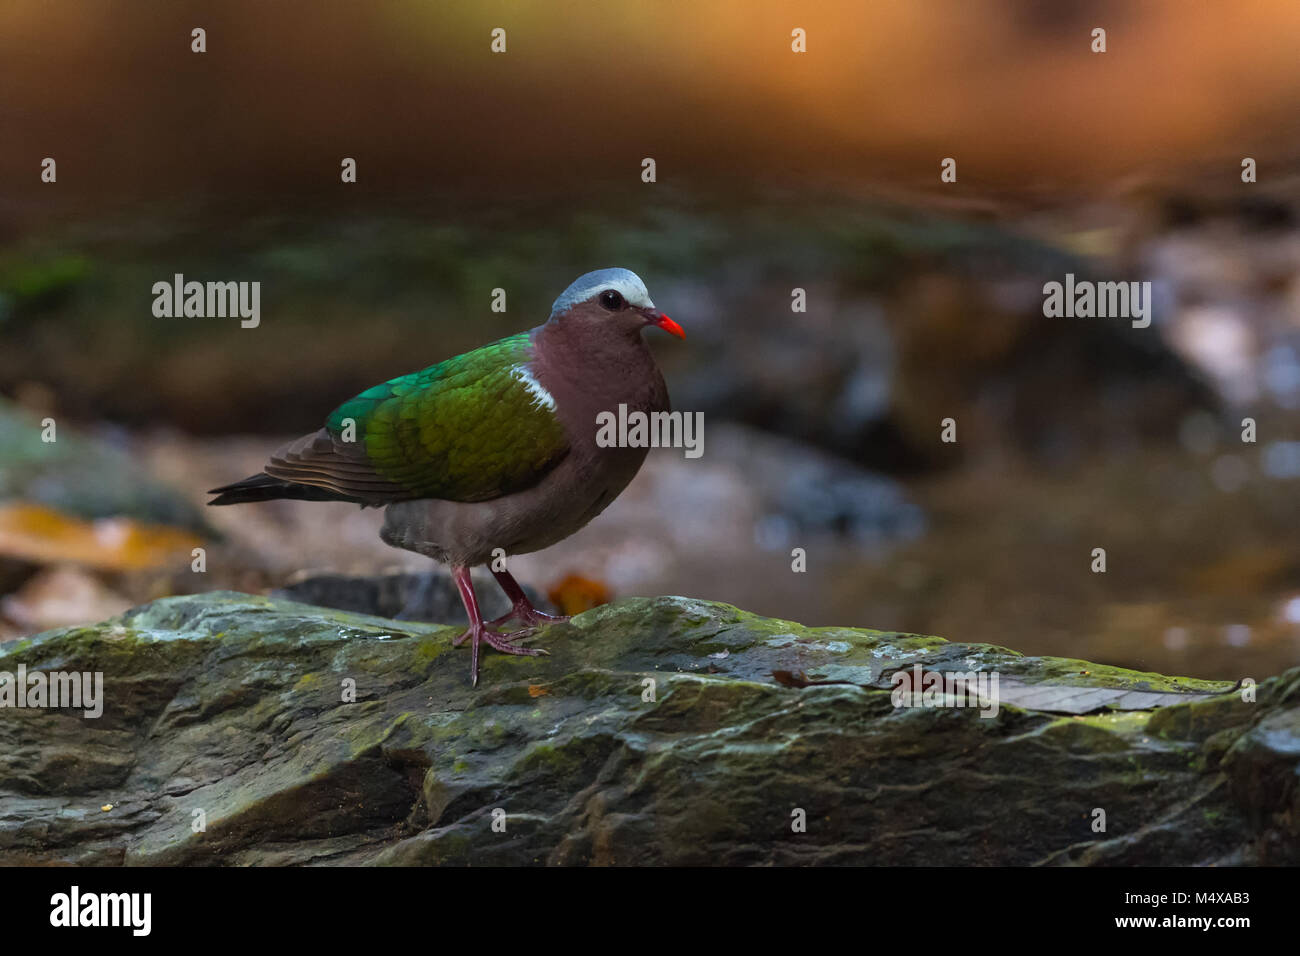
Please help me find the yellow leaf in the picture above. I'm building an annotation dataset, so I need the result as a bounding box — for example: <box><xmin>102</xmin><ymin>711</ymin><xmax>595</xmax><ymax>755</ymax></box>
<box><xmin>0</xmin><ymin>503</ymin><xmax>202</xmax><ymax>570</ymax></box>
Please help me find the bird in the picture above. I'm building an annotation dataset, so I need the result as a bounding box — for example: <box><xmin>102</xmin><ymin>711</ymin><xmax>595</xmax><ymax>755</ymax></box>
<box><xmin>208</xmin><ymin>268</ymin><xmax>684</xmax><ymax>685</ymax></box>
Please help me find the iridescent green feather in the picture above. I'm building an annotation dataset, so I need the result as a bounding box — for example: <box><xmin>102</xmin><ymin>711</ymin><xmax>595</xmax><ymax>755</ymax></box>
<box><xmin>324</xmin><ymin>332</ymin><xmax>568</xmax><ymax>501</ymax></box>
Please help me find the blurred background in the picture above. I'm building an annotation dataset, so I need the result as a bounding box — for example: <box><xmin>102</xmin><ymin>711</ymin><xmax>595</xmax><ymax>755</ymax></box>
<box><xmin>3</xmin><ymin>0</ymin><xmax>1300</xmax><ymax>680</ymax></box>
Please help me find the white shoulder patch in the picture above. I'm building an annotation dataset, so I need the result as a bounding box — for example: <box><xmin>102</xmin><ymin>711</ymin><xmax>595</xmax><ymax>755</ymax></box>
<box><xmin>512</xmin><ymin>365</ymin><xmax>556</xmax><ymax>411</ymax></box>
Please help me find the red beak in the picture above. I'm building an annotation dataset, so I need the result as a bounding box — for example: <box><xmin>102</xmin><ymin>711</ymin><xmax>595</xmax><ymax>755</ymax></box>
<box><xmin>654</xmin><ymin>312</ymin><xmax>685</xmax><ymax>339</ymax></box>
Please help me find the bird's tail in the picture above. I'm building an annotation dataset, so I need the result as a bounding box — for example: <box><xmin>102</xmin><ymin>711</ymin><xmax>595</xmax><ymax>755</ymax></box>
<box><xmin>207</xmin><ymin>473</ymin><xmax>361</xmax><ymax>506</ymax></box>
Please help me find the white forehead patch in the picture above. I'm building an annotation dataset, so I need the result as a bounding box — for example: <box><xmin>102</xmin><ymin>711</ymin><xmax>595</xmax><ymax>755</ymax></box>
<box><xmin>550</xmin><ymin>267</ymin><xmax>655</xmax><ymax>317</ymax></box>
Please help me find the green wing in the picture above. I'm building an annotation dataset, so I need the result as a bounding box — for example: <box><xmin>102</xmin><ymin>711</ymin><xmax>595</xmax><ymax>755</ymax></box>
<box><xmin>322</xmin><ymin>332</ymin><xmax>569</xmax><ymax>502</ymax></box>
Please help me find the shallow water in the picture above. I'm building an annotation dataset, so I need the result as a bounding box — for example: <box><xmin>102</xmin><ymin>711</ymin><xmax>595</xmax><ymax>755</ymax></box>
<box><xmin>707</xmin><ymin>449</ymin><xmax>1300</xmax><ymax>682</ymax></box>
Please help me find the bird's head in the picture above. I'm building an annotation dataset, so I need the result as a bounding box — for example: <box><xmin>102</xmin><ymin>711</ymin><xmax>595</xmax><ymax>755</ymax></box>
<box><xmin>547</xmin><ymin>268</ymin><xmax>684</xmax><ymax>340</ymax></box>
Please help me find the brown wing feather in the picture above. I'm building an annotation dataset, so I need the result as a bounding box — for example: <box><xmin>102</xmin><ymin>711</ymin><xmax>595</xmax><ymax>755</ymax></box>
<box><xmin>263</xmin><ymin>429</ymin><xmax>411</xmax><ymax>502</ymax></box>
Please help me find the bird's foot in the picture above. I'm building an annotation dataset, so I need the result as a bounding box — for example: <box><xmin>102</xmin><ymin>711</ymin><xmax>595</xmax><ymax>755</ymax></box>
<box><xmin>483</xmin><ymin>628</ymin><xmax>550</xmax><ymax>657</ymax></box>
<box><xmin>486</xmin><ymin>602</ymin><xmax>570</xmax><ymax>630</ymax></box>
<box><xmin>453</xmin><ymin>624</ymin><xmax>549</xmax><ymax>653</ymax></box>
<box><xmin>452</xmin><ymin>623</ymin><xmax>550</xmax><ymax>686</ymax></box>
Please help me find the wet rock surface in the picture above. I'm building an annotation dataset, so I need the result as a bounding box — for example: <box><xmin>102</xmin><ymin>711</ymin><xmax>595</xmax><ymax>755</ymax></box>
<box><xmin>1</xmin><ymin>590</ymin><xmax>1292</xmax><ymax>865</ymax></box>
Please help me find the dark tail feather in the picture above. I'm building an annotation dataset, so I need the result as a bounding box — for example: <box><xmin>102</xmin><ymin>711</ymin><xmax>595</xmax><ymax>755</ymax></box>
<box><xmin>207</xmin><ymin>473</ymin><xmax>361</xmax><ymax>506</ymax></box>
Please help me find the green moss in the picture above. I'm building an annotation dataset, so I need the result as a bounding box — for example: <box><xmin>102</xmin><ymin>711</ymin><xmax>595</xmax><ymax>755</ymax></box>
<box><xmin>1147</xmin><ymin>693</ymin><xmax>1254</xmax><ymax>742</ymax></box>
<box><xmin>412</xmin><ymin>637</ymin><xmax>447</xmax><ymax>668</ymax></box>
<box><xmin>1070</xmin><ymin>711</ymin><xmax>1152</xmax><ymax>731</ymax></box>
<box><xmin>292</xmin><ymin>672</ymin><xmax>323</xmax><ymax>691</ymax></box>
<box><xmin>1028</xmin><ymin>656</ymin><xmax>1235</xmax><ymax>695</ymax></box>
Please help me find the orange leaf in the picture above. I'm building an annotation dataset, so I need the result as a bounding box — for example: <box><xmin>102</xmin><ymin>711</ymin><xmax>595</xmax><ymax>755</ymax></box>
<box><xmin>547</xmin><ymin>574</ymin><xmax>612</xmax><ymax>616</ymax></box>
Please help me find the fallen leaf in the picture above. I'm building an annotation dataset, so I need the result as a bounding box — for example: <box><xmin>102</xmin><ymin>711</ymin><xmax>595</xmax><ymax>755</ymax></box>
<box><xmin>0</xmin><ymin>502</ymin><xmax>201</xmax><ymax>570</ymax></box>
<box><xmin>547</xmin><ymin>574</ymin><xmax>612</xmax><ymax>615</ymax></box>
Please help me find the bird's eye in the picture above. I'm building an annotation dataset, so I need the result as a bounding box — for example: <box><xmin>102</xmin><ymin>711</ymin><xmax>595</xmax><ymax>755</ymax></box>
<box><xmin>599</xmin><ymin>289</ymin><xmax>625</xmax><ymax>311</ymax></box>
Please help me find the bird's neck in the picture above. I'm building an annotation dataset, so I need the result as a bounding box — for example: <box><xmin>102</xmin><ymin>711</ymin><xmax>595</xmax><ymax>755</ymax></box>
<box><xmin>530</xmin><ymin>320</ymin><xmax>664</xmax><ymax>418</ymax></box>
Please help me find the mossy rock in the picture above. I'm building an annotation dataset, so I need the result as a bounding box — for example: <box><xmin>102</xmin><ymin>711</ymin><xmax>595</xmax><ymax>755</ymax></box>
<box><xmin>0</xmin><ymin>591</ymin><xmax>1293</xmax><ymax>865</ymax></box>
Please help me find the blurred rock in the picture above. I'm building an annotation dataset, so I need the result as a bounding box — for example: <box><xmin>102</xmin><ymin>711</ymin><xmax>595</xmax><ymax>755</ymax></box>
<box><xmin>0</xmin><ymin>398</ymin><xmax>213</xmax><ymax>535</ymax></box>
<box><xmin>273</xmin><ymin>570</ymin><xmax>552</xmax><ymax>623</ymax></box>
<box><xmin>0</xmin><ymin>565</ymin><xmax>131</xmax><ymax>632</ymax></box>
<box><xmin>657</xmin><ymin>211</ymin><xmax>1215</xmax><ymax>472</ymax></box>
<box><xmin>707</xmin><ymin>425</ymin><xmax>924</xmax><ymax>547</ymax></box>
<box><xmin>1131</xmin><ymin>188</ymin><xmax>1300</xmax><ymax>413</ymax></box>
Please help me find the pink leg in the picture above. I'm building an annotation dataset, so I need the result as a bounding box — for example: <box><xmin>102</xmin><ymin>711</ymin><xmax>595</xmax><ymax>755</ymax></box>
<box><xmin>450</xmin><ymin>566</ymin><xmax>549</xmax><ymax>686</ymax></box>
<box><xmin>486</xmin><ymin>567</ymin><xmax>571</xmax><ymax>629</ymax></box>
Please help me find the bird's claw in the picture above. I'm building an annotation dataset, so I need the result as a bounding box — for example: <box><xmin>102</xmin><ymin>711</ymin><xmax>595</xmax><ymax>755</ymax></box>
<box><xmin>450</xmin><ymin>624</ymin><xmax>541</xmax><ymax>647</ymax></box>
<box><xmin>482</xmin><ymin>628</ymin><xmax>550</xmax><ymax>657</ymax></box>
<box><xmin>456</xmin><ymin>624</ymin><xmax>551</xmax><ymax>685</ymax></box>
<box><xmin>486</xmin><ymin>604</ymin><xmax>570</xmax><ymax>630</ymax></box>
